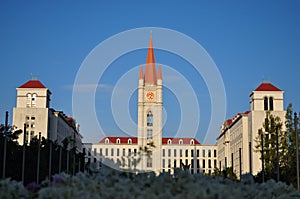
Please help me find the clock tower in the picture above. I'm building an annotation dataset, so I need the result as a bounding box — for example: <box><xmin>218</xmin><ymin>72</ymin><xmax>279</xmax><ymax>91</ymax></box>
<box><xmin>138</xmin><ymin>35</ymin><xmax>163</xmax><ymax>172</ymax></box>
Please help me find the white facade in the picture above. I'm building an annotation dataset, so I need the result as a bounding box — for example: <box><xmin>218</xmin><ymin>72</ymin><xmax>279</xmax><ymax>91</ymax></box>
<box><xmin>12</xmin><ymin>79</ymin><xmax>83</xmax><ymax>151</ymax></box>
<box><xmin>83</xmin><ymin>36</ymin><xmax>217</xmax><ymax>174</ymax></box>
<box><xmin>217</xmin><ymin>82</ymin><xmax>286</xmax><ymax>178</ymax></box>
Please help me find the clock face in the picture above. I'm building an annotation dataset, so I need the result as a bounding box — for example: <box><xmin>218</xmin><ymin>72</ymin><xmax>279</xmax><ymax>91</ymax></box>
<box><xmin>146</xmin><ymin>92</ymin><xmax>155</xmax><ymax>100</ymax></box>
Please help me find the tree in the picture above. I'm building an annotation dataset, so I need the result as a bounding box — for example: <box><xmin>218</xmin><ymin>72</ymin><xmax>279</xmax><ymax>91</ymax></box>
<box><xmin>255</xmin><ymin>111</ymin><xmax>288</xmax><ymax>180</ymax></box>
<box><xmin>282</xmin><ymin>104</ymin><xmax>300</xmax><ymax>186</ymax></box>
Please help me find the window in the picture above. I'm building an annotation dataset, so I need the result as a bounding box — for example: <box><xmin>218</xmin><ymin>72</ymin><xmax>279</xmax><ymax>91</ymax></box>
<box><xmin>185</xmin><ymin>149</ymin><xmax>188</xmax><ymax>157</ymax></box>
<box><xmin>214</xmin><ymin>149</ymin><xmax>217</xmax><ymax>157</ymax></box>
<box><xmin>174</xmin><ymin>149</ymin><xmax>177</xmax><ymax>157</ymax></box>
<box><xmin>128</xmin><ymin>139</ymin><xmax>132</xmax><ymax>144</ymax></box>
<box><xmin>214</xmin><ymin>160</ymin><xmax>217</xmax><ymax>168</ymax></box>
<box><xmin>264</xmin><ymin>97</ymin><xmax>268</xmax><ymax>111</ymax></box>
<box><xmin>111</xmin><ymin>149</ymin><xmax>114</xmax><ymax>156</ymax></box>
<box><xmin>202</xmin><ymin>150</ymin><xmax>205</xmax><ymax>157</ymax></box>
<box><xmin>147</xmin><ymin>129</ymin><xmax>152</xmax><ymax>139</ymax></box>
<box><xmin>168</xmin><ymin>159</ymin><xmax>171</xmax><ymax>168</ymax></box>
<box><xmin>31</xmin><ymin>116</ymin><xmax>35</xmax><ymax>120</ymax></box>
<box><xmin>168</xmin><ymin>139</ymin><xmax>172</xmax><ymax>144</ymax></box>
<box><xmin>31</xmin><ymin>94</ymin><xmax>37</xmax><ymax>107</ymax></box>
<box><xmin>197</xmin><ymin>150</ymin><xmax>200</xmax><ymax>157</ymax></box>
<box><xmin>26</xmin><ymin>94</ymin><xmax>31</xmax><ymax>107</ymax></box>
<box><xmin>100</xmin><ymin>148</ymin><xmax>102</xmax><ymax>156</ymax></box>
<box><xmin>26</xmin><ymin>116</ymin><xmax>30</xmax><ymax>120</ymax></box>
<box><xmin>105</xmin><ymin>148</ymin><xmax>108</xmax><ymax>156</ymax></box>
<box><xmin>147</xmin><ymin>111</ymin><xmax>153</xmax><ymax>126</ymax></box>
<box><xmin>147</xmin><ymin>157</ymin><xmax>152</xmax><ymax>168</ymax></box>
<box><xmin>208</xmin><ymin>160</ymin><xmax>211</xmax><ymax>168</ymax></box>
<box><xmin>168</xmin><ymin>149</ymin><xmax>171</xmax><ymax>157</ymax></box>
<box><xmin>162</xmin><ymin>149</ymin><xmax>165</xmax><ymax>157</ymax></box>
<box><xmin>94</xmin><ymin>148</ymin><xmax>97</xmax><ymax>156</ymax></box>
<box><xmin>123</xmin><ymin>149</ymin><xmax>125</xmax><ymax>156</ymax></box>
<box><xmin>180</xmin><ymin>149</ymin><xmax>182</xmax><ymax>157</ymax></box>
<box><xmin>190</xmin><ymin>139</ymin><xmax>194</xmax><ymax>145</ymax></box>
<box><xmin>31</xmin><ymin>123</ymin><xmax>35</xmax><ymax>128</ymax></box>
<box><xmin>116</xmin><ymin>138</ymin><xmax>120</xmax><ymax>144</ymax></box>
<box><xmin>163</xmin><ymin>159</ymin><xmax>165</xmax><ymax>168</ymax></box>
<box><xmin>117</xmin><ymin>149</ymin><xmax>120</xmax><ymax>156</ymax></box>
<box><xmin>191</xmin><ymin>150</ymin><xmax>194</xmax><ymax>157</ymax></box>
<box><xmin>30</xmin><ymin>131</ymin><xmax>34</xmax><ymax>140</ymax></box>
<box><xmin>105</xmin><ymin>138</ymin><xmax>109</xmax><ymax>144</ymax></box>
<box><xmin>202</xmin><ymin>159</ymin><xmax>205</xmax><ymax>168</ymax></box>
<box><xmin>179</xmin><ymin>139</ymin><xmax>183</xmax><ymax>144</ymax></box>
<box><xmin>134</xmin><ymin>149</ymin><xmax>137</xmax><ymax>156</ymax></box>
<box><xmin>208</xmin><ymin>149</ymin><xmax>211</xmax><ymax>157</ymax></box>
<box><xmin>174</xmin><ymin>160</ymin><xmax>177</xmax><ymax>168</ymax></box>
<box><xmin>128</xmin><ymin>149</ymin><xmax>131</xmax><ymax>155</ymax></box>
<box><xmin>269</xmin><ymin>97</ymin><xmax>274</xmax><ymax>111</ymax></box>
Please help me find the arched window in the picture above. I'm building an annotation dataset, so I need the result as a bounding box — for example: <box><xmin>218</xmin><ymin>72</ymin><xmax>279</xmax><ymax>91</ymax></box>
<box><xmin>190</xmin><ymin>139</ymin><xmax>194</xmax><ymax>145</ymax></box>
<box><xmin>26</xmin><ymin>93</ymin><xmax>32</xmax><ymax>107</ymax></box>
<box><xmin>264</xmin><ymin>97</ymin><xmax>268</xmax><ymax>111</ymax></box>
<box><xmin>179</xmin><ymin>139</ymin><xmax>183</xmax><ymax>144</ymax></box>
<box><xmin>31</xmin><ymin>93</ymin><xmax>37</xmax><ymax>107</ymax></box>
<box><xmin>128</xmin><ymin>139</ymin><xmax>132</xmax><ymax>144</ymax></box>
<box><xmin>168</xmin><ymin>139</ymin><xmax>172</xmax><ymax>144</ymax></box>
<box><xmin>147</xmin><ymin>111</ymin><xmax>153</xmax><ymax>126</ymax></box>
<box><xmin>269</xmin><ymin>97</ymin><xmax>274</xmax><ymax>111</ymax></box>
<box><xmin>116</xmin><ymin>138</ymin><xmax>120</xmax><ymax>144</ymax></box>
<box><xmin>105</xmin><ymin>138</ymin><xmax>109</xmax><ymax>144</ymax></box>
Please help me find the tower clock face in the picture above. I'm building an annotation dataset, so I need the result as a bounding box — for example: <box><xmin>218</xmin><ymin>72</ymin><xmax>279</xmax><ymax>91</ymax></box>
<box><xmin>146</xmin><ymin>92</ymin><xmax>155</xmax><ymax>100</ymax></box>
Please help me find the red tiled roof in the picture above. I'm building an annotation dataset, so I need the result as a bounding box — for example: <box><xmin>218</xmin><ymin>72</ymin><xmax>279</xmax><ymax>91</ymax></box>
<box><xmin>254</xmin><ymin>83</ymin><xmax>281</xmax><ymax>91</ymax></box>
<box><xmin>162</xmin><ymin>138</ymin><xmax>200</xmax><ymax>145</ymax></box>
<box><xmin>19</xmin><ymin>80</ymin><xmax>46</xmax><ymax>88</ymax></box>
<box><xmin>99</xmin><ymin>137</ymin><xmax>138</xmax><ymax>144</ymax></box>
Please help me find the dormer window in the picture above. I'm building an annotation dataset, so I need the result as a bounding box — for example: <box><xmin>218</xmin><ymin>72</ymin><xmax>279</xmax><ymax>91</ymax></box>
<box><xmin>105</xmin><ymin>138</ymin><xmax>109</xmax><ymax>144</ymax></box>
<box><xmin>179</xmin><ymin>139</ymin><xmax>183</xmax><ymax>145</ymax></box>
<box><xmin>190</xmin><ymin>139</ymin><xmax>195</xmax><ymax>145</ymax></box>
<box><xmin>168</xmin><ymin>139</ymin><xmax>172</xmax><ymax>144</ymax></box>
<box><xmin>116</xmin><ymin>138</ymin><xmax>120</xmax><ymax>144</ymax></box>
<box><xmin>128</xmin><ymin>139</ymin><xmax>132</xmax><ymax>144</ymax></box>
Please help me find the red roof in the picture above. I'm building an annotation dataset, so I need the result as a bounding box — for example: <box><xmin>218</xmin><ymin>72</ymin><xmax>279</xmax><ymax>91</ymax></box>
<box><xmin>99</xmin><ymin>137</ymin><xmax>138</xmax><ymax>144</ymax></box>
<box><xmin>254</xmin><ymin>83</ymin><xmax>281</xmax><ymax>91</ymax></box>
<box><xmin>162</xmin><ymin>138</ymin><xmax>200</xmax><ymax>145</ymax></box>
<box><xmin>19</xmin><ymin>80</ymin><xmax>46</xmax><ymax>88</ymax></box>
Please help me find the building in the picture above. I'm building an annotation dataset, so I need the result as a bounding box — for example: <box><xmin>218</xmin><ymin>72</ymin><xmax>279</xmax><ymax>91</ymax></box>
<box><xmin>12</xmin><ymin>79</ymin><xmax>83</xmax><ymax>151</ymax></box>
<box><xmin>217</xmin><ymin>82</ymin><xmax>285</xmax><ymax>178</ymax></box>
<box><xmin>84</xmin><ymin>35</ymin><xmax>217</xmax><ymax>174</ymax></box>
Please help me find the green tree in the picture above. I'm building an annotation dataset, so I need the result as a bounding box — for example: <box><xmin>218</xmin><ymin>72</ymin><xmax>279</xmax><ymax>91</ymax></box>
<box><xmin>255</xmin><ymin>111</ymin><xmax>288</xmax><ymax>180</ymax></box>
<box><xmin>282</xmin><ymin>104</ymin><xmax>300</xmax><ymax>186</ymax></box>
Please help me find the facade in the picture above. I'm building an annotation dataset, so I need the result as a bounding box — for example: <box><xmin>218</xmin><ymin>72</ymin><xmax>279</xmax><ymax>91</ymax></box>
<box><xmin>217</xmin><ymin>82</ymin><xmax>285</xmax><ymax>178</ymax></box>
<box><xmin>84</xmin><ymin>35</ymin><xmax>217</xmax><ymax>174</ymax></box>
<box><xmin>12</xmin><ymin>79</ymin><xmax>83</xmax><ymax>151</ymax></box>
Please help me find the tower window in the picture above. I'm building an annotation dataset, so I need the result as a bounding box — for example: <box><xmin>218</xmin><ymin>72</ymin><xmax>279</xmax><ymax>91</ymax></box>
<box><xmin>147</xmin><ymin>111</ymin><xmax>153</xmax><ymax>126</ymax></box>
<box><xmin>269</xmin><ymin>97</ymin><xmax>274</xmax><ymax>111</ymax></box>
<box><xmin>147</xmin><ymin>129</ymin><xmax>152</xmax><ymax>139</ymax></box>
<box><xmin>264</xmin><ymin>97</ymin><xmax>268</xmax><ymax>111</ymax></box>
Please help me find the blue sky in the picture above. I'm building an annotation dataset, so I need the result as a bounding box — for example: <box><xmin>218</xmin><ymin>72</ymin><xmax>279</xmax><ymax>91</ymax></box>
<box><xmin>1</xmin><ymin>1</ymin><xmax>299</xmax><ymax>144</ymax></box>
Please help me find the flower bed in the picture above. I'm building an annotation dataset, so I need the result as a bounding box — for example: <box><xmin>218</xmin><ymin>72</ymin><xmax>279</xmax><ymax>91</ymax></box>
<box><xmin>0</xmin><ymin>168</ymin><xmax>299</xmax><ymax>199</ymax></box>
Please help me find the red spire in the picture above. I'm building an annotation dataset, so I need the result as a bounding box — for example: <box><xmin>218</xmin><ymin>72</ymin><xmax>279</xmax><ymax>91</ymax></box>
<box><xmin>139</xmin><ymin>65</ymin><xmax>143</xmax><ymax>79</ymax></box>
<box><xmin>157</xmin><ymin>65</ymin><xmax>162</xmax><ymax>80</ymax></box>
<box><xmin>144</xmin><ymin>34</ymin><xmax>157</xmax><ymax>84</ymax></box>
